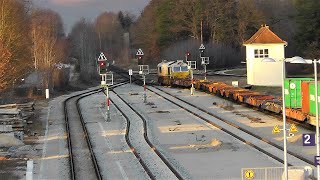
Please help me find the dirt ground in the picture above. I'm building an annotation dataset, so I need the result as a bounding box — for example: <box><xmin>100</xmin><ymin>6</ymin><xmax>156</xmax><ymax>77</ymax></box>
<box><xmin>0</xmin><ymin>80</ymin><xmax>98</xmax><ymax>179</ymax></box>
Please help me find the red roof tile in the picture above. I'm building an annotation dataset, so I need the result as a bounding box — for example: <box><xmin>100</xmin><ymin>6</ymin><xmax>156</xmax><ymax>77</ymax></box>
<box><xmin>244</xmin><ymin>25</ymin><xmax>287</xmax><ymax>44</ymax></box>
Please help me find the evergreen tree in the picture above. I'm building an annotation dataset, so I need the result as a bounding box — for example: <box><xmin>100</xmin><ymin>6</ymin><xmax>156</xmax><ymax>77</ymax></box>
<box><xmin>293</xmin><ymin>0</ymin><xmax>320</xmax><ymax>58</ymax></box>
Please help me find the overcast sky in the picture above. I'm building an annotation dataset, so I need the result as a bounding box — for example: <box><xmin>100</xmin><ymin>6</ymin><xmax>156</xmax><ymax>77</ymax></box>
<box><xmin>33</xmin><ymin>0</ymin><xmax>150</xmax><ymax>34</ymax></box>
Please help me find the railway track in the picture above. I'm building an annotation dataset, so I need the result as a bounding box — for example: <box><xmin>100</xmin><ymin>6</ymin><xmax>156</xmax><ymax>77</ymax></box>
<box><xmin>112</xmin><ymin>66</ymin><xmax>315</xmax><ymax>174</ymax></box>
<box><xmin>147</xmin><ymin>85</ymin><xmax>314</xmax><ymax>167</ymax></box>
<box><xmin>110</xmin><ymin>90</ymin><xmax>184</xmax><ymax>180</ymax></box>
<box><xmin>64</xmin><ymin>88</ymin><xmax>103</xmax><ymax>180</ymax></box>
<box><xmin>63</xmin><ymin>81</ymin><xmax>128</xmax><ymax>180</ymax></box>
<box><xmin>106</xmin><ymin>94</ymin><xmax>154</xmax><ymax>179</ymax></box>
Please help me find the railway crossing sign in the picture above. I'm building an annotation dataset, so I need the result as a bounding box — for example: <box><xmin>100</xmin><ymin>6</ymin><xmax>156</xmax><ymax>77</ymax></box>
<box><xmin>244</xmin><ymin>169</ymin><xmax>254</xmax><ymax>179</ymax></box>
<box><xmin>136</xmin><ymin>48</ymin><xmax>144</xmax><ymax>56</ymax></box>
<box><xmin>98</xmin><ymin>52</ymin><xmax>107</xmax><ymax>61</ymax></box>
<box><xmin>272</xmin><ymin>125</ymin><xmax>281</xmax><ymax>134</ymax></box>
<box><xmin>303</xmin><ymin>134</ymin><xmax>316</xmax><ymax>146</ymax></box>
<box><xmin>289</xmin><ymin>124</ymin><xmax>298</xmax><ymax>133</ymax></box>
<box><xmin>199</xmin><ymin>43</ymin><xmax>205</xmax><ymax>52</ymax></box>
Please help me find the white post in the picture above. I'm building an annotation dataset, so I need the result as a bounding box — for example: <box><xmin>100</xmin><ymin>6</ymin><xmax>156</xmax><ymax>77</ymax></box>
<box><xmin>282</xmin><ymin>60</ymin><xmax>288</xmax><ymax>180</ymax></box>
<box><xmin>45</xmin><ymin>89</ymin><xmax>49</xmax><ymax>99</ymax></box>
<box><xmin>26</xmin><ymin>160</ymin><xmax>33</xmax><ymax>180</ymax></box>
<box><xmin>106</xmin><ymin>86</ymin><xmax>110</xmax><ymax>122</ymax></box>
<box><xmin>204</xmin><ymin>64</ymin><xmax>207</xmax><ymax>80</ymax></box>
<box><xmin>314</xmin><ymin>59</ymin><xmax>319</xmax><ymax>180</ymax></box>
<box><xmin>143</xmin><ymin>75</ymin><xmax>147</xmax><ymax>103</ymax></box>
<box><xmin>191</xmin><ymin>69</ymin><xmax>194</xmax><ymax>95</ymax></box>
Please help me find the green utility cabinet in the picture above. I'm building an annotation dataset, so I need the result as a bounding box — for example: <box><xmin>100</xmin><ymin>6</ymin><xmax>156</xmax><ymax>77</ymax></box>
<box><xmin>284</xmin><ymin>78</ymin><xmax>313</xmax><ymax>108</ymax></box>
<box><xmin>309</xmin><ymin>82</ymin><xmax>320</xmax><ymax>116</ymax></box>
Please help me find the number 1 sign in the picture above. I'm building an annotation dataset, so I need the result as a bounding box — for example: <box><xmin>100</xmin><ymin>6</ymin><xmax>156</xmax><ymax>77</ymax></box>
<box><xmin>303</xmin><ymin>134</ymin><xmax>316</xmax><ymax>146</ymax></box>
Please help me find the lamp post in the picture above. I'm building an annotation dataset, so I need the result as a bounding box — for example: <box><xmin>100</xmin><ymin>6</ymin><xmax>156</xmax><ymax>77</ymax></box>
<box><xmin>262</xmin><ymin>57</ymin><xmax>289</xmax><ymax>180</ymax></box>
<box><xmin>288</xmin><ymin>56</ymin><xmax>319</xmax><ymax>180</ymax></box>
<box><xmin>263</xmin><ymin>56</ymin><xmax>320</xmax><ymax>180</ymax></box>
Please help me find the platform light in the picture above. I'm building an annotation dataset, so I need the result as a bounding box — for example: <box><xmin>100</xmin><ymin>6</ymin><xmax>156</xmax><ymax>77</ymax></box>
<box><xmin>262</xmin><ymin>56</ymin><xmax>320</xmax><ymax>180</ymax></box>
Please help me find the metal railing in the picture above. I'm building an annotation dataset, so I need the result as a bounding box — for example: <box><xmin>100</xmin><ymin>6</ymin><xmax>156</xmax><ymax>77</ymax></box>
<box><xmin>241</xmin><ymin>166</ymin><xmax>314</xmax><ymax>180</ymax></box>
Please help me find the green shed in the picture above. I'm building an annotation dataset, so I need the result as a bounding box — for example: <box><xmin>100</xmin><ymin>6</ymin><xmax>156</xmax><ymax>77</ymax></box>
<box><xmin>309</xmin><ymin>82</ymin><xmax>320</xmax><ymax>116</ymax></box>
<box><xmin>284</xmin><ymin>78</ymin><xmax>313</xmax><ymax>108</ymax></box>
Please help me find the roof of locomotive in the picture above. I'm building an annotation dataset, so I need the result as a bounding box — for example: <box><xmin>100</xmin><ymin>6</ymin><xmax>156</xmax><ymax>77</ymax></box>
<box><xmin>170</xmin><ymin>60</ymin><xmax>188</xmax><ymax>67</ymax></box>
<box><xmin>157</xmin><ymin>60</ymin><xmax>175</xmax><ymax>67</ymax></box>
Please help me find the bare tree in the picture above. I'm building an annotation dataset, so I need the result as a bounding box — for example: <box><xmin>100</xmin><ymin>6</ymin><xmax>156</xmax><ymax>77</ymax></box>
<box><xmin>0</xmin><ymin>0</ymin><xmax>32</xmax><ymax>88</ymax></box>
<box><xmin>0</xmin><ymin>41</ymin><xmax>13</xmax><ymax>91</ymax></box>
<box><xmin>31</xmin><ymin>8</ymin><xmax>65</xmax><ymax>89</ymax></box>
<box><xmin>69</xmin><ymin>18</ymin><xmax>98</xmax><ymax>82</ymax></box>
<box><xmin>95</xmin><ymin>12</ymin><xmax>123</xmax><ymax>61</ymax></box>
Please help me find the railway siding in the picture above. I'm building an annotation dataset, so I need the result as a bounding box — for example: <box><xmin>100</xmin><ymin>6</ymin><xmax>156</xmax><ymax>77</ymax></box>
<box><xmin>149</xmin><ymin>86</ymin><xmax>314</xmax><ymax>168</ymax></box>
<box><xmin>110</xmin><ymin>90</ymin><xmax>179</xmax><ymax>180</ymax></box>
<box><xmin>114</xmin><ymin>83</ymin><xmax>293</xmax><ymax>179</ymax></box>
<box><xmin>79</xmin><ymin>93</ymin><xmax>150</xmax><ymax>180</ymax></box>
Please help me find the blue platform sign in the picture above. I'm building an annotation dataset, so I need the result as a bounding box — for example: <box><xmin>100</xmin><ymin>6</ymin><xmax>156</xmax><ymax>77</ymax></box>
<box><xmin>315</xmin><ymin>156</ymin><xmax>320</xmax><ymax>165</ymax></box>
<box><xmin>302</xmin><ymin>134</ymin><xmax>316</xmax><ymax>146</ymax></box>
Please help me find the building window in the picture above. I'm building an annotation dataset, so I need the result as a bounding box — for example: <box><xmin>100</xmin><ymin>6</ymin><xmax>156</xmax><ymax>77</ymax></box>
<box><xmin>254</xmin><ymin>49</ymin><xmax>269</xmax><ymax>58</ymax></box>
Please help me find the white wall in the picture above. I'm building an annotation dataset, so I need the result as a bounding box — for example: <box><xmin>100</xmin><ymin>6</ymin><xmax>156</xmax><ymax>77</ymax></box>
<box><xmin>245</xmin><ymin>43</ymin><xmax>285</xmax><ymax>86</ymax></box>
<box><xmin>246</xmin><ymin>44</ymin><xmax>285</xmax><ymax>60</ymax></box>
<box><xmin>252</xmin><ymin>61</ymin><xmax>283</xmax><ymax>86</ymax></box>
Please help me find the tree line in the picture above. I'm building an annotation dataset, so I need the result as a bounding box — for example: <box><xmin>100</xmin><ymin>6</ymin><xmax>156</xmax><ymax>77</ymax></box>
<box><xmin>0</xmin><ymin>0</ymin><xmax>68</xmax><ymax>92</ymax></box>
<box><xmin>0</xmin><ymin>0</ymin><xmax>132</xmax><ymax>91</ymax></box>
<box><xmin>131</xmin><ymin>0</ymin><xmax>320</xmax><ymax>67</ymax></box>
<box><xmin>1</xmin><ymin>0</ymin><xmax>319</xmax><ymax>91</ymax></box>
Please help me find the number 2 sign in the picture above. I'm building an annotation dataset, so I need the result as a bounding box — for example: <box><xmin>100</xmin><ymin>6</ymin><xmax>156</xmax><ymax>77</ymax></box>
<box><xmin>302</xmin><ymin>134</ymin><xmax>316</xmax><ymax>146</ymax></box>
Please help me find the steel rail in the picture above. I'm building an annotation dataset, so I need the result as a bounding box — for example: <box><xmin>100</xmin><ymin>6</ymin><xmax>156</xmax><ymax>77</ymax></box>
<box><xmin>63</xmin><ymin>80</ymin><xmax>128</xmax><ymax>180</ymax></box>
<box><xmin>63</xmin><ymin>88</ymin><xmax>101</xmax><ymax>180</ymax></box>
<box><xmin>111</xmin><ymin>90</ymin><xmax>184</xmax><ymax>180</ymax></box>
<box><xmin>113</xmin><ymin>65</ymin><xmax>314</xmax><ymax>172</ymax></box>
<box><xmin>105</xmin><ymin>94</ymin><xmax>155</xmax><ymax>180</ymax></box>
<box><xmin>149</xmin><ymin>86</ymin><xmax>315</xmax><ymax>166</ymax></box>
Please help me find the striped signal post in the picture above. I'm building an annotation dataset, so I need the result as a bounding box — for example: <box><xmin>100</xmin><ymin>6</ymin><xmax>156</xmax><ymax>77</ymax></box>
<box><xmin>136</xmin><ymin>49</ymin><xmax>149</xmax><ymax>103</ymax></box>
<box><xmin>101</xmin><ymin>73</ymin><xmax>113</xmax><ymax>122</ymax></box>
<box><xmin>139</xmin><ymin>65</ymin><xmax>149</xmax><ymax>103</ymax></box>
<box><xmin>143</xmin><ymin>75</ymin><xmax>146</xmax><ymax>103</ymax></box>
<box><xmin>187</xmin><ymin>61</ymin><xmax>197</xmax><ymax>95</ymax></box>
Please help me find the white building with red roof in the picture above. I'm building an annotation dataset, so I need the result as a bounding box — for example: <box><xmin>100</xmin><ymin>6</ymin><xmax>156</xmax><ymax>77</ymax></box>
<box><xmin>243</xmin><ymin>25</ymin><xmax>287</xmax><ymax>86</ymax></box>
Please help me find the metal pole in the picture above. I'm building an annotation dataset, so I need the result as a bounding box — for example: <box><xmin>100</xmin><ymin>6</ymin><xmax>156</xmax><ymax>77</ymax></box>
<box><xmin>106</xmin><ymin>86</ymin><xmax>110</xmax><ymax>122</ymax></box>
<box><xmin>204</xmin><ymin>65</ymin><xmax>207</xmax><ymax>80</ymax></box>
<box><xmin>191</xmin><ymin>69</ymin><xmax>194</xmax><ymax>95</ymax></box>
<box><xmin>129</xmin><ymin>74</ymin><xmax>132</xmax><ymax>92</ymax></box>
<box><xmin>314</xmin><ymin>59</ymin><xmax>319</xmax><ymax>180</ymax></box>
<box><xmin>143</xmin><ymin>75</ymin><xmax>147</xmax><ymax>103</ymax></box>
<box><xmin>282</xmin><ymin>60</ymin><xmax>288</xmax><ymax>180</ymax></box>
<box><xmin>200</xmin><ymin>19</ymin><xmax>203</xmax><ymax>44</ymax></box>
